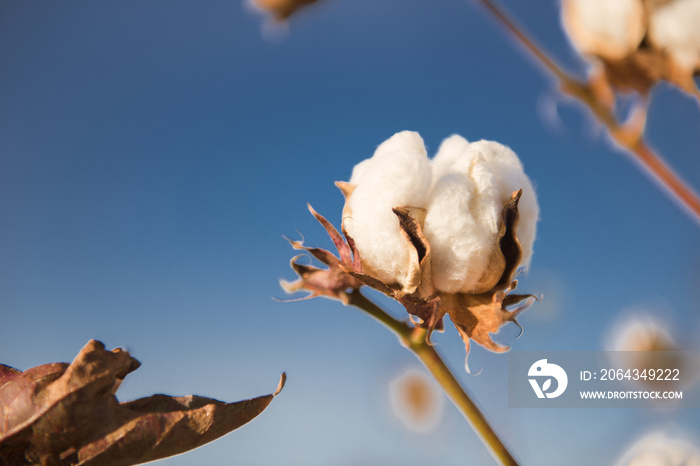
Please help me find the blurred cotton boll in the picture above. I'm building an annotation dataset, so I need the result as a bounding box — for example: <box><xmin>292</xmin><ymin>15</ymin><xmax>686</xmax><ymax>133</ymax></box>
<box><xmin>648</xmin><ymin>0</ymin><xmax>700</xmax><ymax>72</ymax></box>
<box><xmin>561</xmin><ymin>0</ymin><xmax>646</xmax><ymax>60</ymax></box>
<box><xmin>615</xmin><ymin>430</ymin><xmax>700</xmax><ymax>466</ymax></box>
<box><xmin>604</xmin><ymin>312</ymin><xmax>700</xmax><ymax>393</ymax></box>
<box><xmin>605</xmin><ymin>314</ymin><xmax>677</xmax><ymax>353</ymax></box>
<box><xmin>389</xmin><ymin>369</ymin><xmax>444</xmax><ymax>433</ymax></box>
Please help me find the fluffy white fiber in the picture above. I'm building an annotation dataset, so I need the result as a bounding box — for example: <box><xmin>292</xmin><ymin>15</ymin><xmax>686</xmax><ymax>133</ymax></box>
<box><xmin>345</xmin><ymin>132</ymin><xmax>539</xmax><ymax>293</ymax></box>
<box><xmin>561</xmin><ymin>0</ymin><xmax>645</xmax><ymax>60</ymax></box>
<box><xmin>649</xmin><ymin>0</ymin><xmax>700</xmax><ymax>71</ymax></box>
<box><xmin>344</xmin><ymin>131</ymin><xmax>432</xmax><ymax>288</ymax></box>
<box><xmin>425</xmin><ymin>139</ymin><xmax>538</xmax><ymax>293</ymax></box>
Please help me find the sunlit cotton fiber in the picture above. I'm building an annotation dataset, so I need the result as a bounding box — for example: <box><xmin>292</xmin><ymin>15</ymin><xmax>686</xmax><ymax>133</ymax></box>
<box><xmin>561</xmin><ymin>0</ymin><xmax>645</xmax><ymax>60</ymax></box>
<box><xmin>649</xmin><ymin>0</ymin><xmax>700</xmax><ymax>71</ymax></box>
<box><xmin>344</xmin><ymin>131</ymin><xmax>432</xmax><ymax>288</ymax></box>
<box><xmin>424</xmin><ymin>139</ymin><xmax>538</xmax><ymax>293</ymax></box>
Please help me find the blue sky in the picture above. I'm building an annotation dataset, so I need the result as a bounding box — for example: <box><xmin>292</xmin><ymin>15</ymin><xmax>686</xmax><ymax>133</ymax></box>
<box><xmin>1</xmin><ymin>0</ymin><xmax>699</xmax><ymax>464</ymax></box>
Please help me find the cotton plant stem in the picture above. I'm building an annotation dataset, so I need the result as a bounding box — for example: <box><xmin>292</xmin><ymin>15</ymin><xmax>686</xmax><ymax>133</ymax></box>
<box><xmin>476</xmin><ymin>0</ymin><xmax>700</xmax><ymax>224</ymax></box>
<box><xmin>348</xmin><ymin>290</ymin><xmax>518</xmax><ymax>466</ymax></box>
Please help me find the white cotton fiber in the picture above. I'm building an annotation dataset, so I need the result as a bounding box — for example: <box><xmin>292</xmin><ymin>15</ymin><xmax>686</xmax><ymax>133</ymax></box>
<box><xmin>424</xmin><ymin>139</ymin><xmax>538</xmax><ymax>294</ymax></box>
<box><xmin>430</xmin><ymin>134</ymin><xmax>470</xmax><ymax>187</ymax></box>
<box><xmin>465</xmin><ymin>140</ymin><xmax>538</xmax><ymax>270</ymax></box>
<box><xmin>344</xmin><ymin>131</ymin><xmax>433</xmax><ymax>288</ymax></box>
<box><xmin>345</xmin><ymin>132</ymin><xmax>538</xmax><ymax>294</ymax></box>
<box><xmin>649</xmin><ymin>0</ymin><xmax>700</xmax><ymax>71</ymax></box>
<box><xmin>561</xmin><ymin>0</ymin><xmax>645</xmax><ymax>60</ymax></box>
<box><xmin>423</xmin><ymin>173</ymin><xmax>497</xmax><ymax>293</ymax></box>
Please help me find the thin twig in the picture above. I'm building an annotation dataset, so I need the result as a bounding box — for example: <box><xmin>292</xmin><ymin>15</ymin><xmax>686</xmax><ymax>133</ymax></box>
<box><xmin>348</xmin><ymin>290</ymin><xmax>518</xmax><ymax>466</ymax></box>
<box><xmin>476</xmin><ymin>0</ymin><xmax>700</xmax><ymax>224</ymax></box>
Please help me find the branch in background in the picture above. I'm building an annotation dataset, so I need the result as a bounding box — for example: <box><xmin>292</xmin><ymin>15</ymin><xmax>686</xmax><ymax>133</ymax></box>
<box><xmin>476</xmin><ymin>0</ymin><xmax>700</xmax><ymax>224</ymax></box>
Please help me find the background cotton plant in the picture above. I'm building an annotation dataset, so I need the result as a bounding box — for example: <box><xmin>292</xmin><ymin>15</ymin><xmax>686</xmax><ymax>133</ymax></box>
<box><xmin>561</xmin><ymin>0</ymin><xmax>700</xmax><ymax>97</ymax></box>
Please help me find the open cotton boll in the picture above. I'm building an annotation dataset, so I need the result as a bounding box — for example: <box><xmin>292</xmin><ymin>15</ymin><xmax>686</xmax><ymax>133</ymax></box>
<box><xmin>464</xmin><ymin>140</ymin><xmax>538</xmax><ymax>270</ymax></box>
<box><xmin>423</xmin><ymin>173</ymin><xmax>503</xmax><ymax>294</ymax></box>
<box><xmin>649</xmin><ymin>0</ymin><xmax>700</xmax><ymax>72</ymax></box>
<box><xmin>344</xmin><ymin>131</ymin><xmax>432</xmax><ymax>288</ymax></box>
<box><xmin>561</xmin><ymin>0</ymin><xmax>645</xmax><ymax>60</ymax></box>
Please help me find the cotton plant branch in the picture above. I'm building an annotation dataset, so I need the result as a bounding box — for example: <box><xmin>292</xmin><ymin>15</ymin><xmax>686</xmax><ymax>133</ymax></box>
<box><xmin>283</xmin><ymin>130</ymin><xmax>541</xmax><ymax>466</ymax></box>
<box><xmin>347</xmin><ymin>290</ymin><xmax>518</xmax><ymax>465</ymax></box>
<box><xmin>475</xmin><ymin>0</ymin><xmax>700</xmax><ymax>224</ymax></box>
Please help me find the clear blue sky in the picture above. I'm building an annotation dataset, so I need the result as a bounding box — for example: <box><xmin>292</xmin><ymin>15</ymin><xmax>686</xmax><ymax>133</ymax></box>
<box><xmin>1</xmin><ymin>0</ymin><xmax>699</xmax><ymax>464</ymax></box>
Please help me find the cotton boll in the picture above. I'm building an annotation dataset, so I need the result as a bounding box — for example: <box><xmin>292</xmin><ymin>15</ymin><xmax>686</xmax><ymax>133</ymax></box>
<box><xmin>561</xmin><ymin>0</ymin><xmax>646</xmax><ymax>60</ymax></box>
<box><xmin>464</xmin><ymin>140</ymin><xmax>538</xmax><ymax>270</ymax></box>
<box><xmin>424</xmin><ymin>173</ymin><xmax>502</xmax><ymax>293</ymax></box>
<box><xmin>615</xmin><ymin>431</ymin><xmax>700</xmax><ymax>466</ymax></box>
<box><xmin>345</xmin><ymin>131</ymin><xmax>432</xmax><ymax>288</ymax></box>
<box><xmin>649</xmin><ymin>0</ymin><xmax>700</xmax><ymax>72</ymax></box>
<box><xmin>430</xmin><ymin>134</ymin><xmax>470</xmax><ymax>188</ymax></box>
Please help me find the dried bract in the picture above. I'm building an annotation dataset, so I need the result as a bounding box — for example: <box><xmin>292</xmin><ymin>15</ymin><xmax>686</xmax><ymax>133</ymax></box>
<box><xmin>280</xmin><ymin>204</ymin><xmax>362</xmax><ymax>304</ymax></box>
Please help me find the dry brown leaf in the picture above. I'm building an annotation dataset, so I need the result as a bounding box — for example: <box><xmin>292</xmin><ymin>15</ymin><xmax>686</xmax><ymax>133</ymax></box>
<box><xmin>0</xmin><ymin>340</ymin><xmax>284</xmax><ymax>466</ymax></box>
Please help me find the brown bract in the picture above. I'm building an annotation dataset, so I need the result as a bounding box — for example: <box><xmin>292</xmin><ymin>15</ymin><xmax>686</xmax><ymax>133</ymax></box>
<box><xmin>284</xmin><ymin>188</ymin><xmax>535</xmax><ymax>370</ymax></box>
<box><xmin>0</xmin><ymin>340</ymin><xmax>284</xmax><ymax>466</ymax></box>
<box><xmin>281</xmin><ymin>204</ymin><xmax>363</xmax><ymax>304</ymax></box>
<box><xmin>253</xmin><ymin>0</ymin><xmax>322</xmax><ymax>21</ymax></box>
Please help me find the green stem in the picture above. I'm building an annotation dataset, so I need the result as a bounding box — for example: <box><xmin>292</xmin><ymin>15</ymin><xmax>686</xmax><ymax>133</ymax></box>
<box><xmin>348</xmin><ymin>290</ymin><xmax>518</xmax><ymax>466</ymax></box>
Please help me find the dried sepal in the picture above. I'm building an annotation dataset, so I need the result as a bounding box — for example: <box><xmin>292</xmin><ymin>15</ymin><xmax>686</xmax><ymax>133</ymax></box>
<box><xmin>444</xmin><ymin>284</ymin><xmax>534</xmax><ymax>372</ymax></box>
<box><xmin>391</xmin><ymin>206</ymin><xmax>431</xmax><ymax>296</ymax></box>
<box><xmin>0</xmin><ymin>340</ymin><xmax>283</xmax><ymax>466</ymax></box>
<box><xmin>282</xmin><ymin>205</ymin><xmax>362</xmax><ymax>303</ymax></box>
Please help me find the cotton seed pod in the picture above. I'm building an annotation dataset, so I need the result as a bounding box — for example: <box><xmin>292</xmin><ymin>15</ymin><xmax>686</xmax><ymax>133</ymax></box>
<box><xmin>561</xmin><ymin>0</ymin><xmax>646</xmax><ymax>60</ymax></box>
<box><xmin>648</xmin><ymin>0</ymin><xmax>700</xmax><ymax>72</ymax></box>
